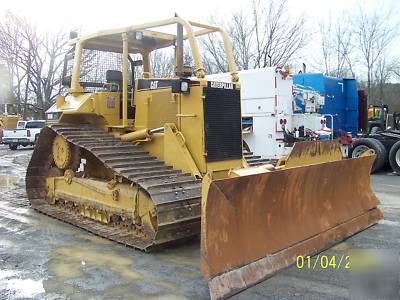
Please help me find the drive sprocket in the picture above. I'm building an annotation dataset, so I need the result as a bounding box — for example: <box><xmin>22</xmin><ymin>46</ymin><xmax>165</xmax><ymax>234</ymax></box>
<box><xmin>52</xmin><ymin>135</ymin><xmax>80</xmax><ymax>170</ymax></box>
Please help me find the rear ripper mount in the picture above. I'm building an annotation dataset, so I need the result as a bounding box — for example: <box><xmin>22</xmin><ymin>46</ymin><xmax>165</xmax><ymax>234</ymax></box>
<box><xmin>26</xmin><ymin>124</ymin><xmax>202</xmax><ymax>250</ymax></box>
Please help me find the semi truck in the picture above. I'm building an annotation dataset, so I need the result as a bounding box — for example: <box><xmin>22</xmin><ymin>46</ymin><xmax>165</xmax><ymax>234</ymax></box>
<box><xmin>349</xmin><ymin>107</ymin><xmax>400</xmax><ymax>174</ymax></box>
<box><xmin>293</xmin><ymin>73</ymin><xmax>359</xmax><ymax>137</ymax></box>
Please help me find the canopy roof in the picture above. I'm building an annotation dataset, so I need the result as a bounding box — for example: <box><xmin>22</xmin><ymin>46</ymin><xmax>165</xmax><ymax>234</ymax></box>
<box><xmin>70</xmin><ymin>17</ymin><xmax>220</xmax><ymax>54</ymax></box>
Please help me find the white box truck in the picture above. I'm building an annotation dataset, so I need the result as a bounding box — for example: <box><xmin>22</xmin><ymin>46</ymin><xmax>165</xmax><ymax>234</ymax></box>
<box><xmin>208</xmin><ymin>67</ymin><xmax>330</xmax><ymax>159</ymax></box>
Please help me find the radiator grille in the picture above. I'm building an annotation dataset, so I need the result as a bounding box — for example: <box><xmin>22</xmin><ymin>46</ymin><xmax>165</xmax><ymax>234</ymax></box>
<box><xmin>203</xmin><ymin>86</ymin><xmax>242</xmax><ymax>162</ymax></box>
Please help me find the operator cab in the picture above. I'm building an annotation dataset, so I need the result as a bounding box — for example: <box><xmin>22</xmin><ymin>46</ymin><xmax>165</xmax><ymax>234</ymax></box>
<box><xmin>56</xmin><ymin>17</ymin><xmax>239</xmax><ymax>130</ymax></box>
<box><xmin>60</xmin><ymin>25</ymin><xmax>200</xmax><ymax>126</ymax></box>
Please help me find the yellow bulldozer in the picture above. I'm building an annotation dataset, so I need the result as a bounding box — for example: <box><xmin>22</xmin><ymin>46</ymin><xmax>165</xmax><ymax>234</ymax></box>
<box><xmin>0</xmin><ymin>103</ymin><xmax>22</xmax><ymax>143</ymax></box>
<box><xmin>26</xmin><ymin>17</ymin><xmax>382</xmax><ymax>299</ymax></box>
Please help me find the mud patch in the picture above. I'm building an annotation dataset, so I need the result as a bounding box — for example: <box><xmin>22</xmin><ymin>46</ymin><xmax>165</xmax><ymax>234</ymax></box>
<box><xmin>0</xmin><ymin>175</ymin><xmax>18</xmax><ymax>193</ymax></box>
<box><xmin>48</xmin><ymin>244</ymin><xmax>140</xmax><ymax>281</ymax></box>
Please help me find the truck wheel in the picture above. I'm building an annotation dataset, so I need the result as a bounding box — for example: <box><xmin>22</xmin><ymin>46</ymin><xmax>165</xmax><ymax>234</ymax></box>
<box><xmin>370</xmin><ymin>126</ymin><xmax>383</xmax><ymax>134</ymax></box>
<box><xmin>9</xmin><ymin>144</ymin><xmax>18</xmax><ymax>150</ymax></box>
<box><xmin>243</xmin><ymin>140</ymin><xmax>251</xmax><ymax>153</ymax></box>
<box><xmin>33</xmin><ymin>134</ymin><xmax>39</xmax><ymax>148</ymax></box>
<box><xmin>389</xmin><ymin>140</ymin><xmax>400</xmax><ymax>175</ymax></box>
<box><xmin>349</xmin><ymin>138</ymin><xmax>387</xmax><ymax>173</ymax></box>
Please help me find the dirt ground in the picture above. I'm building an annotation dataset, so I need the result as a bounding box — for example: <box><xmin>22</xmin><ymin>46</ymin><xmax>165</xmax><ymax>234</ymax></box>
<box><xmin>0</xmin><ymin>145</ymin><xmax>399</xmax><ymax>300</ymax></box>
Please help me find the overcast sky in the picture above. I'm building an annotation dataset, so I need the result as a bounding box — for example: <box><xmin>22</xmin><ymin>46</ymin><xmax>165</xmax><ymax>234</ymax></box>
<box><xmin>1</xmin><ymin>0</ymin><xmax>397</xmax><ymax>34</ymax></box>
<box><xmin>0</xmin><ymin>0</ymin><xmax>399</xmax><ymax>76</ymax></box>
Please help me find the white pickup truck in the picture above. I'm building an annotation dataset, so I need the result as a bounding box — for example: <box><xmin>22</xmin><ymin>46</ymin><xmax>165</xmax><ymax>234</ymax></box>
<box><xmin>3</xmin><ymin>120</ymin><xmax>45</xmax><ymax>150</ymax></box>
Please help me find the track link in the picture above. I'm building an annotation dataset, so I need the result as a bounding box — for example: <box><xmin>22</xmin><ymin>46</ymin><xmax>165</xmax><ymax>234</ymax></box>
<box><xmin>26</xmin><ymin>124</ymin><xmax>201</xmax><ymax>251</ymax></box>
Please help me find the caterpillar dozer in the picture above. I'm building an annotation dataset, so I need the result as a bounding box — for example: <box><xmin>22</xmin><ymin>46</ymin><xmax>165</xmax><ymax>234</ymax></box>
<box><xmin>26</xmin><ymin>17</ymin><xmax>382</xmax><ymax>299</ymax></box>
<box><xmin>0</xmin><ymin>103</ymin><xmax>22</xmax><ymax>143</ymax></box>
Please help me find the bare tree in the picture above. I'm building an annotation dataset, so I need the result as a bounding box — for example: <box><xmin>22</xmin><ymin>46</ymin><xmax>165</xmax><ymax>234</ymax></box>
<box><xmin>201</xmin><ymin>0</ymin><xmax>307</xmax><ymax>74</ymax></box>
<box><xmin>317</xmin><ymin>14</ymin><xmax>355</xmax><ymax>77</ymax></box>
<box><xmin>0</xmin><ymin>12</ymin><xmax>68</xmax><ymax>118</ymax></box>
<box><xmin>201</xmin><ymin>12</ymin><xmax>254</xmax><ymax>72</ymax></box>
<box><xmin>318</xmin><ymin>19</ymin><xmax>332</xmax><ymax>75</ymax></box>
<box><xmin>251</xmin><ymin>0</ymin><xmax>307</xmax><ymax>68</ymax></box>
<box><xmin>30</xmin><ymin>31</ymin><xmax>68</xmax><ymax>113</ymax></box>
<box><xmin>148</xmin><ymin>42</ymin><xmax>194</xmax><ymax>77</ymax></box>
<box><xmin>391</xmin><ymin>59</ymin><xmax>400</xmax><ymax>79</ymax></box>
<box><xmin>373</xmin><ymin>56</ymin><xmax>398</xmax><ymax>104</ymax></box>
<box><xmin>229</xmin><ymin>11</ymin><xmax>254</xmax><ymax>70</ymax></box>
<box><xmin>150</xmin><ymin>49</ymin><xmax>174</xmax><ymax>77</ymax></box>
<box><xmin>354</xmin><ymin>5</ymin><xmax>396</xmax><ymax>103</ymax></box>
<box><xmin>0</xmin><ymin>13</ymin><xmax>31</xmax><ymax>113</ymax></box>
<box><xmin>201</xmin><ymin>17</ymin><xmax>229</xmax><ymax>74</ymax></box>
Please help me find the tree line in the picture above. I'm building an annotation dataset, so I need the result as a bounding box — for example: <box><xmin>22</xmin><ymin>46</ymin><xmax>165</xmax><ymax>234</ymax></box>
<box><xmin>0</xmin><ymin>0</ymin><xmax>398</xmax><ymax>118</ymax></box>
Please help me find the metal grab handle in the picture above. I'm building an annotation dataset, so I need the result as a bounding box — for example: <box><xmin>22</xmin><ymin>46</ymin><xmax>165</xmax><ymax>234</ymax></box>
<box><xmin>176</xmin><ymin>114</ymin><xmax>196</xmax><ymax>118</ymax></box>
<box><xmin>176</xmin><ymin>131</ymin><xmax>186</xmax><ymax>146</ymax></box>
<box><xmin>91</xmin><ymin>98</ymin><xmax>96</xmax><ymax>112</ymax></box>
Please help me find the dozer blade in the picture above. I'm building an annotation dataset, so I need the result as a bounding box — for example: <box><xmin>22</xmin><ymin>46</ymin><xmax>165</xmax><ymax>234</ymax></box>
<box><xmin>201</xmin><ymin>141</ymin><xmax>382</xmax><ymax>299</ymax></box>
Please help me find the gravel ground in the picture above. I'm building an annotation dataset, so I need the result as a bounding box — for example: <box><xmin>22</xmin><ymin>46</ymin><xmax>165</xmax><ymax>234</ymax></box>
<box><xmin>0</xmin><ymin>144</ymin><xmax>398</xmax><ymax>300</ymax></box>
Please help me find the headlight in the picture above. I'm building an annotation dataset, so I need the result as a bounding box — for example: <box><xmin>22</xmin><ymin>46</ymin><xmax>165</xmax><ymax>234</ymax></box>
<box><xmin>135</xmin><ymin>31</ymin><xmax>143</xmax><ymax>40</ymax></box>
<box><xmin>181</xmin><ymin>81</ymin><xmax>189</xmax><ymax>93</ymax></box>
<box><xmin>46</xmin><ymin>112</ymin><xmax>61</xmax><ymax>121</ymax></box>
<box><xmin>172</xmin><ymin>79</ymin><xmax>191</xmax><ymax>94</ymax></box>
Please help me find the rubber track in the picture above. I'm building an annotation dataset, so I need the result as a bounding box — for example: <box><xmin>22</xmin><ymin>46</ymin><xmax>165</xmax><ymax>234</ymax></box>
<box><xmin>26</xmin><ymin>124</ymin><xmax>201</xmax><ymax>251</ymax></box>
